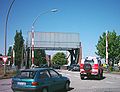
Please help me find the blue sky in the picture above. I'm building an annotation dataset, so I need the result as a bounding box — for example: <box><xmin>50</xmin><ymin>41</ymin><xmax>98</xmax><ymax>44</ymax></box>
<box><xmin>0</xmin><ymin>0</ymin><xmax>120</xmax><ymax>57</ymax></box>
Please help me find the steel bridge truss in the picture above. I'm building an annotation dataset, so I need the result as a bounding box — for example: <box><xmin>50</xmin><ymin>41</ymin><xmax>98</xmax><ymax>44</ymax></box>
<box><xmin>27</xmin><ymin>32</ymin><xmax>81</xmax><ymax>66</ymax></box>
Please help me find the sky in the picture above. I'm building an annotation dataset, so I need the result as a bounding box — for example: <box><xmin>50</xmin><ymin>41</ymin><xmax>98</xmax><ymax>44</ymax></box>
<box><xmin>0</xmin><ymin>0</ymin><xmax>120</xmax><ymax>58</ymax></box>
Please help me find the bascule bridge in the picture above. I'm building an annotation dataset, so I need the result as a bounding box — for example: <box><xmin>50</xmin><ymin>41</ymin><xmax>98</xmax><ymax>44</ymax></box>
<box><xmin>27</xmin><ymin>32</ymin><xmax>82</xmax><ymax>67</ymax></box>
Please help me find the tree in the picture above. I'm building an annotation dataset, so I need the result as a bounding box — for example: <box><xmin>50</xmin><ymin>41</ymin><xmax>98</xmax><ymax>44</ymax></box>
<box><xmin>34</xmin><ymin>49</ymin><xmax>47</xmax><ymax>66</ymax></box>
<box><xmin>52</xmin><ymin>52</ymin><xmax>67</xmax><ymax>65</ymax></box>
<box><xmin>7</xmin><ymin>46</ymin><xmax>12</xmax><ymax>56</ymax></box>
<box><xmin>7</xmin><ymin>46</ymin><xmax>12</xmax><ymax>65</ymax></box>
<box><xmin>14</xmin><ymin>30</ymin><xmax>24</xmax><ymax>69</ymax></box>
<box><xmin>96</xmin><ymin>31</ymin><xmax>120</xmax><ymax>66</ymax></box>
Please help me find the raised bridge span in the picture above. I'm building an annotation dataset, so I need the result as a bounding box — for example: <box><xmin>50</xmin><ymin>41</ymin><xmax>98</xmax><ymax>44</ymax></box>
<box><xmin>27</xmin><ymin>32</ymin><xmax>82</xmax><ymax>66</ymax></box>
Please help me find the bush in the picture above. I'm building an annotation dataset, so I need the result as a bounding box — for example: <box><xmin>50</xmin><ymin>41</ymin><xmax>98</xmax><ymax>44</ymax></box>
<box><xmin>0</xmin><ymin>66</ymin><xmax>17</xmax><ymax>79</ymax></box>
<box><xmin>108</xmin><ymin>66</ymin><xmax>113</xmax><ymax>72</ymax></box>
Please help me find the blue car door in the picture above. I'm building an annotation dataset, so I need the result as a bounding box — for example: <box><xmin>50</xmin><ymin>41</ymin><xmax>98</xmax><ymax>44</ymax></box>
<box><xmin>37</xmin><ymin>70</ymin><xmax>54</xmax><ymax>92</ymax></box>
<box><xmin>49</xmin><ymin>69</ymin><xmax>64</xmax><ymax>91</ymax></box>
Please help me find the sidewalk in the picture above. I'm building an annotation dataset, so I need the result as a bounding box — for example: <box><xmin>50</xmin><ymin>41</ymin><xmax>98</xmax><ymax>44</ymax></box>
<box><xmin>0</xmin><ymin>78</ymin><xmax>12</xmax><ymax>92</ymax></box>
<box><xmin>0</xmin><ymin>74</ymin><xmax>4</xmax><ymax>79</ymax></box>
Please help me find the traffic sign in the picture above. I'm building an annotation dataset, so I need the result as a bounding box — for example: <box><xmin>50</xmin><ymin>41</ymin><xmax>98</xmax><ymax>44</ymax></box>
<box><xmin>2</xmin><ymin>56</ymin><xmax>8</xmax><ymax>63</ymax></box>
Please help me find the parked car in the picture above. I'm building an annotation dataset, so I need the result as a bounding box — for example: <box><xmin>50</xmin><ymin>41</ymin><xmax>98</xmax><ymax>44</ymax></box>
<box><xmin>68</xmin><ymin>64</ymin><xmax>80</xmax><ymax>71</ymax></box>
<box><xmin>52</xmin><ymin>64</ymin><xmax>61</xmax><ymax>69</ymax></box>
<box><xmin>68</xmin><ymin>64</ymin><xmax>75</xmax><ymax>71</ymax></box>
<box><xmin>39</xmin><ymin>64</ymin><xmax>49</xmax><ymax>68</ymax></box>
<box><xmin>11</xmin><ymin>68</ymin><xmax>70</xmax><ymax>92</ymax></box>
<box><xmin>80</xmin><ymin>57</ymin><xmax>103</xmax><ymax>79</ymax></box>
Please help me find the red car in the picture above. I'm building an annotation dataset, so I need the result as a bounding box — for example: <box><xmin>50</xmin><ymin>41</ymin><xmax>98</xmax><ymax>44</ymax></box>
<box><xmin>80</xmin><ymin>57</ymin><xmax>103</xmax><ymax>80</ymax></box>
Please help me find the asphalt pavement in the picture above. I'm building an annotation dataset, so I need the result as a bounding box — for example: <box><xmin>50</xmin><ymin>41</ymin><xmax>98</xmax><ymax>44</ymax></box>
<box><xmin>59</xmin><ymin>70</ymin><xmax>120</xmax><ymax>92</ymax></box>
<box><xmin>0</xmin><ymin>70</ymin><xmax>120</xmax><ymax>92</ymax></box>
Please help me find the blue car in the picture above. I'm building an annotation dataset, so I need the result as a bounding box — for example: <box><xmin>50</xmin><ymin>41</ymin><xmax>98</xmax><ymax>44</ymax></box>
<box><xmin>11</xmin><ymin>68</ymin><xmax>70</xmax><ymax>92</ymax></box>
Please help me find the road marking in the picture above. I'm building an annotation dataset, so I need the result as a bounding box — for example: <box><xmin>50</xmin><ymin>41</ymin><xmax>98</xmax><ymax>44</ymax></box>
<box><xmin>105</xmin><ymin>81</ymin><xmax>115</xmax><ymax>84</ymax></box>
<box><xmin>66</xmin><ymin>74</ymin><xmax>71</xmax><ymax>76</ymax></box>
<box><xmin>74</xmin><ymin>75</ymin><xmax>80</xmax><ymax>78</ymax></box>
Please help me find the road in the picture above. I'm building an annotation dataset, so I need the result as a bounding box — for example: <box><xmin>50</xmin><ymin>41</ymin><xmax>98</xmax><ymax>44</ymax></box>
<box><xmin>0</xmin><ymin>70</ymin><xmax>120</xmax><ymax>92</ymax></box>
<box><xmin>59</xmin><ymin>70</ymin><xmax>120</xmax><ymax>92</ymax></box>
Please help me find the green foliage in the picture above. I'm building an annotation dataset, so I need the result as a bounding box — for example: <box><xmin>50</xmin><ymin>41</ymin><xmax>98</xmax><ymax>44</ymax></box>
<box><xmin>108</xmin><ymin>66</ymin><xmax>113</xmax><ymax>72</ymax></box>
<box><xmin>7</xmin><ymin>46</ymin><xmax>12</xmax><ymax>65</ymax></box>
<box><xmin>7</xmin><ymin>46</ymin><xmax>12</xmax><ymax>56</ymax></box>
<box><xmin>14</xmin><ymin>30</ymin><xmax>24</xmax><ymax>69</ymax></box>
<box><xmin>34</xmin><ymin>49</ymin><xmax>46</xmax><ymax>66</ymax></box>
<box><xmin>96</xmin><ymin>31</ymin><xmax>120</xmax><ymax>66</ymax></box>
<box><xmin>52</xmin><ymin>52</ymin><xmax>67</xmax><ymax>65</ymax></box>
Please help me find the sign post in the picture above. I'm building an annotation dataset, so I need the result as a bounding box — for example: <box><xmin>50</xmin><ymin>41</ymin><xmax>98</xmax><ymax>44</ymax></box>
<box><xmin>2</xmin><ymin>56</ymin><xmax>8</xmax><ymax>75</ymax></box>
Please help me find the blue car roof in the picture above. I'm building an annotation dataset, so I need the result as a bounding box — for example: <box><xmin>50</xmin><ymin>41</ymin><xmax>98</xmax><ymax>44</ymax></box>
<box><xmin>20</xmin><ymin>68</ymin><xmax>51</xmax><ymax>72</ymax></box>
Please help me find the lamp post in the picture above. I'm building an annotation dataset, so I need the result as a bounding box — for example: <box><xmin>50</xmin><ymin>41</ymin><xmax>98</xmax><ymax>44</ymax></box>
<box><xmin>4</xmin><ymin>0</ymin><xmax>15</xmax><ymax>75</ymax></box>
<box><xmin>30</xmin><ymin>9</ymin><xmax>58</xmax><ymax>67</ymax></box>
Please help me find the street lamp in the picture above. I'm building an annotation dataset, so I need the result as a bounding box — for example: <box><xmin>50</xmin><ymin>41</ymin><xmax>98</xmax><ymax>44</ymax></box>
<box><xmin>32</xmin><ymin>9</ymin><xmax>58</xmax><ymax>26</ymax></box>
<box><xmin>30</xmin><ymin>8</ymin><xmax>58</xmax><ymax>67</ymax></box>
<box><xmin>4</xmin><ymin>0</ymin><xmax>15</xmax><ymax>75</ymax></box>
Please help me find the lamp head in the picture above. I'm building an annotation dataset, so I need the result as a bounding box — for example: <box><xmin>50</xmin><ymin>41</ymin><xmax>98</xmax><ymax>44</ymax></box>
<box><xmin>51</xmin><ymin>8</ymin><xmax>58</xmax><ymax>12</ymax></box>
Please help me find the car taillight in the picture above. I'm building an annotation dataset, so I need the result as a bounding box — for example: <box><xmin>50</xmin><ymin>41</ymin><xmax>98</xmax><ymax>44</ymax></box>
<box><xmin>80</xmin><ymin>64</ymin><xmax>84</xmax><ymax>69</ymax></box>
<box><xmin>93</xmin><ymin>64</ymin><xmax>98</xmax><ymax>69</ymax></box>
<box><xmin>32</xmin><ymin>82</ymin><xmax>39</xmax><ymax>86</ymax></box>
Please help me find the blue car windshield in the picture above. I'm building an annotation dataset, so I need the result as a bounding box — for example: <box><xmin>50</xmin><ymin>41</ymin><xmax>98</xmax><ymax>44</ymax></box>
<box><xmin>16</xmin><ymin>71</ymin><xmax>36</xmax><ymax>79</ymax></box>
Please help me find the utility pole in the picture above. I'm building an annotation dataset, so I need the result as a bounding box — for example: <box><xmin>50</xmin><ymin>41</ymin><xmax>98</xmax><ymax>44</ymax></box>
<box><xmin>106</xmin><ymin>30</ymin><xmax>109</xmax><ymax>69</ymax></box>
<box><xmin>12</xmin><ymin>46</ymin><xmax>15</xmax><ymax>67</ymax></box>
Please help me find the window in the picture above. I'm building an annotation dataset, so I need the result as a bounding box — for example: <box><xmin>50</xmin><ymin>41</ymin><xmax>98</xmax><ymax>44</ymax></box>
<box><xmin>40</xmin><ymin>70</ymin><xmax>50</xmax><ymax>79</ymax></box>
<box><xmin>98</xmin><ymin>60</ymin><xmax>101</xmax><ymax>65</ymax></box>
<box><xmin>85</xmin><ymin>59</ymin><xmax>94</xmax><ymax>65</ymax></box>
<box><xmin>16</xmin><ymin>71</ymin><xmax>36</xmax><ymax>79</ymax></box>
<box><xmin>49</xmin><ymin>70</ymin><xmax>59</xmax><ymax>78</ymax></box>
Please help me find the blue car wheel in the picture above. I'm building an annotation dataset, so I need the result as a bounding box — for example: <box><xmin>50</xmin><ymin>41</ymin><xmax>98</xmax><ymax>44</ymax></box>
<box><xmin>42</xmin><ymin>88</ymin><xmax>48</xmax><ymax>92</ymax></box>
<box><xmin>64</xmin><ymin>81</ymin><xmax>70</xmax><ymax>91</ymax></box>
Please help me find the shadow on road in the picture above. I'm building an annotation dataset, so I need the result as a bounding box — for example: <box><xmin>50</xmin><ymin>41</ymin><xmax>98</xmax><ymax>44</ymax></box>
<box><xmin>83</xmin><ymin>76</ymin><xmax>106</xmax><ymax>80</ymax></box>
<box><xmin>57</xmin><ymin>87</ymin><xmax>74</xmax><ymax>92</ymax></box>
<box><xmin>67</xmin><ymin>87</ymin><xmax>74</xmax><ymax>91</ymax></box>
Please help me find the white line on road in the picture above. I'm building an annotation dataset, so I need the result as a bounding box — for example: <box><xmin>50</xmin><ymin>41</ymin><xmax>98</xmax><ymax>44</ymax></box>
<box><xmin>105</xmin><ymin>81</ymin><xmax>115</xmax><ymax>84</ymax></box>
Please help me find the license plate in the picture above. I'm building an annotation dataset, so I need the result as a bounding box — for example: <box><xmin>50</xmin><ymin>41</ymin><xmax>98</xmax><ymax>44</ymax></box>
<box><xmin>17</xmin><ymin>82</ymin><xmax>26</xmax><ymax>85</ymax></box>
